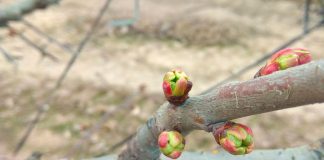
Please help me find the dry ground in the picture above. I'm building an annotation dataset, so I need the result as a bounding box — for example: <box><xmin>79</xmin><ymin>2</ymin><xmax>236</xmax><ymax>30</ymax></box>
<box><xmin>0</xmin><ymin>0</ymin><xmax>324</xmax><ymax>159</ymax></box>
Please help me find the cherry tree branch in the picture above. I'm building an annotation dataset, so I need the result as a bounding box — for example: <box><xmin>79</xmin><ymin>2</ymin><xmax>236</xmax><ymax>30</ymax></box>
<box><xmin>96</xmin><ymin>138</ymin><xmax>324</xmax><ymax>160</ymax></box>
<box><xmin>118</xmin><ymin>60</ymin><xmax>324</xmax><ymax>160</ymax></box>
<box><xmin>0</xmin><ymin>0</ymin><xmax>61</xmax><ymax>26</ymax></box>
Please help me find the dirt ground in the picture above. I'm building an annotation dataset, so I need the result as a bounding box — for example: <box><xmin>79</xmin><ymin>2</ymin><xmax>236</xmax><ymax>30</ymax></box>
<box><xmin>0</xmin><ymin>0</ymin><xmax>324</xmax><ymax>159</ymax></box>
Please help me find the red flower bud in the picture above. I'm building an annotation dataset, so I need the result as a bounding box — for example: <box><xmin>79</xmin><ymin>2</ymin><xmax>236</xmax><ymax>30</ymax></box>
<box><xmin>255</xmin><ymin>48</ymin><xmax>312</xmax><ymax>78</ymax></box>
<box><xmin>162</xmin><ymin>70</ymin><xmax>192</xmax><ymax>105</ymax></box>
<box><xmin>158</xmin><ymin>131</ymin><xmax>185</xmax><ymax>159</ymax></box>
<box><xmin>213</xmin><ymin>121</ymin><xmax>254</xmax><ymax>155</ymax></box>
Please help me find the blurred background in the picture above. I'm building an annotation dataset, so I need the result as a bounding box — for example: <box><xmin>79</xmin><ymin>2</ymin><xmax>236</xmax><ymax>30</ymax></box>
<box><xmin>0</xmin><ymin>0</ymin><xmax>324</xmax><ymax>159</ymax></box>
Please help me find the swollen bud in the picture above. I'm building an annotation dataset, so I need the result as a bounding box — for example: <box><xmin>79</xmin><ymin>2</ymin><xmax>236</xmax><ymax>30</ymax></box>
<box><xmin>255</xmin><ymin>48</ymin><xmax>312</xmax><ymax>78</ymax></box>
<box><xmin>158</xmin><ymin>131</ymin><xmax>185</xmax><ymax>159</ymax></box>
<box><xmin>213</xmin><ymin>121</ymin><xmax>254</xmax><ymax>155</ymax></box>
<box><xmin>162</xmin><ymin>69</ymin><xmax>192</xmax><ymax>105</ymax></box>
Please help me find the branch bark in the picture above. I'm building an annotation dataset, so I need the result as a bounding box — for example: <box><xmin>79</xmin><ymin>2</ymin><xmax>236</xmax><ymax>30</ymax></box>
<box><xmin>118</xmin><ymin>60</ymin><xmax>324</xmax><ymax>160</ymax></box>
<box><xmin>0</xmin><ymin>0</ymin><xmax>61</xmax><ymax>26</ymax></box>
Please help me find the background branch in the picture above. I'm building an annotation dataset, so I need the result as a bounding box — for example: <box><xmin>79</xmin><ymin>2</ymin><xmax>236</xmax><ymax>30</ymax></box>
<box><xmin>21</xmin><ymin>19</ymin><xmax>74</xmax><ymax>54</ymax></box>
<box><xmin>118</xmin><ymin>60</ymin><xmax>324</xmax><ymax>159</ymax></box>
<box><xmin>66</xmin><ymin>87</ymin><xmax>146</xmax><ymax>158</ymax></box>
<box><xmin>0</xmin><ymin>0</ymin><xmax>61</xmax><ymax>26</ymax></box>
<box><xmin>9</xmin><ymin>26</ymin><xmax>60</xmax><ymax>62</ymax></box>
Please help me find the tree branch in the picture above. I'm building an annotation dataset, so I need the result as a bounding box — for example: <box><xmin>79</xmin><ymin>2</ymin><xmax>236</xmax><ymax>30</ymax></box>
<box><xmin>95</xmin><ymin>138</ymin><xmax>324</xmax><ymax>160</ymax></box>
<box><xmin>0</xmin><ymin>0</ymin><xmax>61</xmax><ymax>26</ymax></box>
<box><xmin>118</xmin><ymin>60</ymin><xmax>324</xmax><ymax>159</ymax></box>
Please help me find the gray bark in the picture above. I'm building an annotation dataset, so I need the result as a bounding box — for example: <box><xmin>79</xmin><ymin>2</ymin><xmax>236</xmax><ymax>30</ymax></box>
<box><xmin>118</xmin><ymin>60</ymin><xmax>324</xmax><ymax>160</ymax></box>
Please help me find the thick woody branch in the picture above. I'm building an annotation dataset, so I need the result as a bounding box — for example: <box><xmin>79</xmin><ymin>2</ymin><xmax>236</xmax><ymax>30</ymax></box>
<box><xmin>0</xmin><ymin>0</ymin><xmax>61</xmax><ymax>26</ymax></box>
<box><xmin>97</xmin><ymin>138</ymin><xmax>324</xmax><ymax>160</ymax></box>
<box><xmin>118</xmin><ymin>60</ymin><xmax>324</xmax><ymax>160</ymax></box>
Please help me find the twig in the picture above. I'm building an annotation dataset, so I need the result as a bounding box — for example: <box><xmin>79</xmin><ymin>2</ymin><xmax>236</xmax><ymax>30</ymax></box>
<box><xmin>54</xmin><ymin>0</ymin><xmax>112</xmax><ymax>89</ymax></box>
<box><xmin>22</xmin><ymin>19</ymin><xmax>74</xmax><ymax>54</ymax></box>
<box><xmin>8</xmin><ymin>26</ymin><xmax>60</xmax><ymax>62</ymax></box>
<box><xmin>65</xmin><ymin>90</ymin><xmax>144</xmax><ymax>158</ymax></box>
<box><xmin>0</xmin><ymin>45</ymin><xmax>18</xmax><ymax>67</ymax></box>
<box><xmin>106</xmin><ymin>134</ymin><xmax>135</xmax><ymax>154</ymax></box>
<box><xmin>18</xmin><ymin>32</ymin><xmax>59</xmax><ymax>62</ymax></box>
<box><xmin>14</xmin><ymin>100</ymin><xmax>52</xmax><ymax>155</ymax></box>
<box><xmin>105</xmin><ymin>134</ymin><xmax>134</xmax><ymax>154</ymax></box>
<box><xmin>13</xmin><ymin>0</ymin><xmax>113</xmax><ymax>155</ymax></box>
<box><xmin>304</xmin><ymin>0</ymin><xmax>311</xmax><ymax>33</ymax></box>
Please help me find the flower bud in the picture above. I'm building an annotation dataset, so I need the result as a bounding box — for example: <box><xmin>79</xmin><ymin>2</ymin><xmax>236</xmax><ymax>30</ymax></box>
<box><xmin>158</xmin><ymin>131</ymin><xmax>185</xmax><ymax>159</ymax></box>
<box><xmin>255</xmin><ymin>48</ymin><xmax>312</xmax><ymax>78</ymax></box>
<box><xmin>213</xmin><ymin>121</ymin><xmax>254</xmax><ymax>155</ymax></box>
<box><xmin>162</xmin><ymin>70</ymin><xmax>192</xmax><ymax>105</ymax></box>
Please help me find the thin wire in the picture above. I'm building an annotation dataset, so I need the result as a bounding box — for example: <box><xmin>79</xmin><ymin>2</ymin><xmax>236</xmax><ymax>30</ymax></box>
<box><xmin>13</xmin><ymin>0</ymin><xmax>113</xmax><ymax>155</ymax></box>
